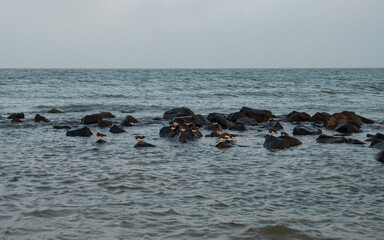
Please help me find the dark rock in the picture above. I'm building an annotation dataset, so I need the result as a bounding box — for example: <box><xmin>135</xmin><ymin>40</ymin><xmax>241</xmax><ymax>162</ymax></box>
<box><xmin>286</xmin><ymin>111</ymin><xmax>311</xmax><ymax>122</ymax></box>
<box><xmin>293</xmin><ymin>125</ymin><xmax>322</xmax><ymax>135</ymax></box>
<box><xmin>179</xmin><ymin>131</ymin><xmax>195</xmax><ymax>143</ymax></box>
<box><xmin>81</xmin><ymin>114</ymin><xmax>102</xmax><ymax>124</ymax></box>
<box><xmin>263</xmin><ymin>135</ymin><xmax>302</xmax><ymax>150</ymax></box>
<box><xmin>229</xmin><ymin>125</ymin><xmax>247</xmax><ymax>131</ymax></box>
<box><xmin>227</xmin><ymin>112</ymin><xmax>247</xmax><ymax>122</ymax></box>
<box><xmin>12</xmin><ymin>118</ymin><xmax>23</xmax><ymax>122</ymax></box>
<box><xmin>358</xmin><ymin>115</ymin><xmax>375</xmax><ymax>124</ymax></box>
<box><xmin>345</xmin><ymin>139</ymin><xmax>365</xmax><ymax>145</ymax></box>
<box><xmin>163</xmin><ymin>107</ymin><xmax>194</xmax><ymax>119</ymax></box>
<box><xmin>215</xmin><ymin>140</ymin><xmax>234</xmax><ymax>148</ymax></box>
<box><xmin>48</xmin><ymin>108</ymin><xmax>63</xmax><ymax>113</ymax></box>
<box><xmin>309</xmin><ymin>112</ymin><xmax>330</xmax><ymax>123</ymax></box>
<box><xmin>334</xmin><ymin>123</ymin><xmax>362</xmax><ymax>134</ymax></box>
<box><xmin>259</xmin><ymin>121</ymin><xmax>284</xmax><ymax>131</ymax></box>
<box><xmin>122</xmin><ymin>115</ymin><xmax>138</xmax><ymax>125</ymax></box>
<box><xmin>325</xmin><ymin>111</ymin><xmax>363</xmax><ymax>129</ymax></box>
<box><xmin>240</xmin><ymin>107</ymin><xmax>272</xmax><ymax>123</ymax></box>
<box><xmin>100</xmin><ymin>112</ymin><xmax>115</xmax><ymax>118</ymax></box>
<box><xmin>366</xmin><ymin>133</ymin><xmax>384</xmax><ymax>142</ymax></box>
<box><xmin>134</xmin><ymin>141</ymin><xmax>156</xmax><ymax>148</ymax></box>
<box><xmin>207</xmin><ymin>113</ymin><xmax>235</xmax><ymax>129</ymax></box>
<box><xmin>66</xmin><ymin>127</ymin><xmax>93</xmax><ymax>137</ymax></box>
<box><xmin>370</xmin><ymin>141</ymin><xmax>384</xmax><ymax>150</ymax></box>
<box><xmin>376</xmin><ymin>151</ymin><xmax>384</xmax><ymax>163</ymax></box>
<box><xmin>96</xmin><ymin>139</ymin><xmax>106</xmax><ymax>144</ymax></box>
<box><xmin>109</xmin><ymin>125</ymin><xmax>125</xmax><ymax>134</ymax></box>
<box><xmin>236</xmin><ymin>117</ymin><xmax>258</xmax><ymax>126</ymax></box>
<box><xmin>53</xmin><ymin>125</ymin><xmax>71</xmax><ymax>129</ymax></box>
<box><xmin>98</xmin><ymin>120</ymin><xmax>112</xmax><ymax>128</ymax></box>
<box><xmin>8</xmin><ymin>113</ymin><xmax>24</xmax><ymax>119</ymax></box>
<box><xmin>35</xmin><ymin>114</ymin><xmax>49</xmax><ymax>123</ymax></box>
<box><xmin>316</xmin><ymin>134</ymin><xmax>346</xmax><ymax>144</ymax></box>
<box><xmin>205</xmin><ymin>124</ymin><xmax>222</xmax><ymax>132</ymax></box>
<box><xmin>205</xmin><ymin>132</ymin><xmax>220</xmax><ymax>137</ymax></box>
<box><xmin>191</xmin><ymin>114</ymin><xmax>211</xmax><ymax>127</ymax></box>
<box><xmin>159</xmin><ymin>126</ymin><xmax>177</xmax><ymax>138</ymax></box>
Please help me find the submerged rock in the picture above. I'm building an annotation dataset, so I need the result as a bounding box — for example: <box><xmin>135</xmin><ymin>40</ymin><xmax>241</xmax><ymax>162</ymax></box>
<box><xmin>48</xmin><ymin>108</ymin><xmax>63</xmax><ymax>113</ymax></box>
<box><xmin>8</xmin><ymin>113</ymin><xmax>24</xmax><ymax>119</ymax></box>
<box><xmin>66</xmin><ymin>127</ymin><xmax>93</xmax><ymax>137</ymax></box>
<box><xmin>293</xmin><ymin>125</ymin><xmax>322</xmax><ymax>135</ymax></box>
<box><xmin>163</xmin><ymin>107</ymin><xmax>194</xmax><ymax>119</ymax></box>
<box><xmin>109</xmin><ymin>125</ymin><xmax>125</xmax><ymax>134</ymax></box>
<box><xmin>345</xmin><ymin>138</ymin><xmax>365</xmax><ymax>145</ymax></box>
<box><xmin>316</xmin><ymin>134</ymin><xmax>346</xmax><ymax>144</ymax></box>
<box><xmin>53</xmin><ymin>125</ymin><xmax>71</xmax><ymax>129</ymax></box>
<box><xmin>240</xmin><ymin>107</ymin><xmax>272</xmax><ymax>123</ymax></box>
<box><xmin>236</xmin><ymin>117</ymin><xmax>258</xmax><ymax>126</ymax></box>
<box><xmin>134</xmin><ymin>141</ymin><xmax>156</xmax><ymax>148</ymax></box>
<box><xmin>263</xmin><ymin>135</ymin><xmax>302</xmax><ymax>150</ymax></box>
<box><xmin>34</xmin><ymin>114</ymin><xmax>49</xmax><ymax>123</ymax></box>
<box><xmin>81</xmin><ymin>114</ymin><xmax>102</xmax><ymax>124</ymax></box>
<box><xmin>207</xmin><ymin>113</ymin><xmax>235</xmax><ymax>129</ymax></box>
<box><xmin>376</xmin><ymin>151</ymin><xmax>384</xmax><ymax>163</ymax></box>
<box><xmin>215</xmin><ymin>140</ymin><xmax>234</xmax><ymax>148</ymax></box>
<box><xmin>286</xmin><ymin>111</ymin><xmax>311</xmax><ymax>122</ymax></box>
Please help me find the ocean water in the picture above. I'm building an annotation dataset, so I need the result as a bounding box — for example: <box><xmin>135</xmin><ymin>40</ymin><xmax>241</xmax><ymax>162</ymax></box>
<box><xmin>0</xmin><ymin>68</ymin><xmax>383</xmax><ymax>240</ymax></box>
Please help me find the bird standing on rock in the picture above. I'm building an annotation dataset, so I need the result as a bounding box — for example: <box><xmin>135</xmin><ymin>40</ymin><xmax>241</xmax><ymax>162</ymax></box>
<box><xmin>96</xmin><ymin>132</ymin><xmax>106</xmax><ymax>143</ymax></box>
<box><xmin>135</xmin><ymin>136</ymin><xmax>145</xmax><ymax>142</ymax></box>
<box><xmin>134</xmin><ymin>135</ymin><xmax>156</xmax><ymax>148</ymax></box>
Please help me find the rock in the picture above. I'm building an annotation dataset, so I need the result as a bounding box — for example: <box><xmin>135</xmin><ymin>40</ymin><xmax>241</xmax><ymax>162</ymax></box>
<box><xmin>122</xmin><ymin>115</ymin><xmax>138</xmax><ymax>126</ymax></box>
<box><xmin>109</xmin><ymin>125</ymin><xmax>125</xmax><ymax>134</ymax></box>
<box><xmin>191</xmin><ymin>114</ymin><xmax>211</xmax><ymax>127</ymax></box>
<box><xmin>370</xmin><ymin>141</ymin><xmax>384</xmax><ymax>150</ymax></box>
<box><xmin>96</xmin><ymin>139</ymin><xmax>106</xmax><ymax>144</ymax></box>
<box><xmin>215</xmin><ymin>140</ymin><xmax>234</xmax><ymax>148</ymax></box>
<box><xmin>236</xmin><ymin>117</ymin><xmax>258</xmax><ymax>126</ymax></box>
<box><xmin>205</xmin><ymin>124</ymin><xmax>222</xmax><ymax>132</ymax></box>
<box><xmin>293</xmin><ymin>125</ymin><xmax>322</xmax><ymax>135</ymax></box>
<box><xmin>205</xmin><ymin>132</ymin><xmax>220</xmax><ymax>137</ymax></box>
<box><xmin>12</xmin><ymin>118</ymin><xmax>22</xmax><ymax>122</ymax></box>
<box><xmin>98</xmin><ymin>120</ymin><xmax>112</xmax><ymax>128</ymax></box>
<box><xmin>366</xmin><ymin>133</ymin><xmax>384</xmax><ymax>142</ymax></box>
<box><xmin>263</xmin><ymin>135</ymin><xmax>302</xmax><ymax>150</ymax></box>
<box><xmin>179</xmin><ymin>131</ymin><xmax>195</xmax><ymax>143</ymax></box>
<box><xmin>345</xmin><ymin>138</ymin><xmax>365</xmax><ymax>145</ymax></box>
<box><xmin>66</xmin><ymin>127</ymin><xmax>93</xmax><ymax>137</ymax></box>
<box><xmin>34</xmin><ymin>114</ymin><xmax>49</xmax><ymax>123</ymax></box>
<box><xmin>100</xmin><ymin>112</ymin><xmax>115</xmax><ymax>118</ymax></box>
<box><xmin>316</xmin><ymin>134</ymin><xmax>346</xmax><ymax>144</ymax></box>
<box><xmin>334</xmin><ymin>123</ymin><xmax>362</xmax><ymax>134</ymax></box>
<box><xmin>8</xmin><ymin>113</ymin><xmax>24</xmax><ymax>119</ymax></box>
<box><xmin>240</xmin><ymin>107</ymin><xmax>272</xmax><ymax>123</ymax></box>
<box><xmin>134</xmin><ymin>141</ymin><xmax>156</xmax><ymax>148</ymax></box>
<box><xmin>259</xmin><ymin>121</ymin><xmax>284</xmax><ymax>131</ymax></box>
<box><xmin>376</xmin><ymin>151</ymin><xmax>384</xmax><ymax>163</ymax></box>
<box><xmin>159</xmin><ymin>126</ymin><xmax>177</xmax><ymax>138</ymax></box>
<box><xmin>229</xmin><ymin>125</ymin><xmax>247</xmax><ymax>131</ymax></box>
<box><xmin>286</xmin><ymin>111</ymin><xmax>311</xmax><ymax>122</ymax></box>
<box><xmin>358</xmin><ymin>115</ymin><xmax>375</xmax><ymax>124</ymax></box>
<box><xmin>309</xmin><ymin>112</ymin><xmax>330</xmax><ymax>123</ymax></box>
<box><xmin>325</xmin><ymin>111</ymin><xmax>363</xmax><ymax>129</ymax></box>
<box><xmin>163</xmin><ymin>107</ymin><xmax>194</xmax><ymax>119</ymax></box>
<box><xmin>53</xmin><ymin>125</ymin><xmax>71</xmax><ymax>129</ymax></box>
<box><xmin>227</xmin><ymin>112</ymin><xmax>247</xmax><ymax>122</ymax></box>
<box><xmin>48</xmin><ymin>108</ymin><xmax>63</xmax><ymax>113</ymax></box>
<box><xmin>81</xmin><ymin>114</ymin><xmax>102</xmax><ymax>124</ymax></box>
<box><xmin>207</xmin><ymin>113</ymin><xmax>235</xmax><ymax>129</ymax></box>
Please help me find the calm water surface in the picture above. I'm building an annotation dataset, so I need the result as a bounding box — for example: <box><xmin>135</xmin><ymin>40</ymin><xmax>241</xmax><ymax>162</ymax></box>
<box><xmin>0</xmin><ymin>69</ymin><xmax>383</xmax><ymax>239</ymax></box>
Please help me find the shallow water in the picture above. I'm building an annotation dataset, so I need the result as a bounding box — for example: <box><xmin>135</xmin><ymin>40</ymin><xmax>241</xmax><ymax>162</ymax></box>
<box><xmin>0</xmin><ymin>69</ymin><xmax>384</xmax><ymax>239</ymax></box>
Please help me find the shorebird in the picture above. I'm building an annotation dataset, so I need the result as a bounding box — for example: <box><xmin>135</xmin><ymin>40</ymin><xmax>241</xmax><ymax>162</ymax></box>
<box><xmin>229</xmin><ymin>134</ymin><xmax>238</xmax><ymax>139</ymax></box>
<box><xmin>179</xmin><ymin>126</ymin><xmax>187</xmax><ymax>132</ymax></box>
<box><xmin>268</xmin><ymin>129</ymin><xmax>276</xmax><ymax>135</ymax></box>
<box><xmin>219</xmin><ymin>132</ymin><xmax>230</xmax><ymax>141</ymax></box>
<box><xmin>97</xmin><ymin>132</ymin><xmax>106</xmax><ymax>140</ymax></box>
<box><xmin>172</xmin><ymin>120</ymin><xmax>179</xmax><ymax>126</ymax></box>
<box><xmin>184</xmin><ymin>120</ymin><xmax>193</xmax><ymax>127</ymax></box>
<box><xmin>135</xmin><ymin>136</ymin><xmax>145</xmax><ymax>142</ymax></box>
<box><xmin>191</xmin><ymin>127</ymin><xmax>198</xmax><ymax>133</ymax></box>
<box><xmin>170</xmin><ymin>124</ymin><xmax>177</xmax><ymax>131</ymax></box>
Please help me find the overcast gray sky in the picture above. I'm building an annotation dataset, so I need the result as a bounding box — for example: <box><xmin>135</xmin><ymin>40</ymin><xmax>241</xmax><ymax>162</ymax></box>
<box><xmin>0</xmin><ymin>0</ymin><xmax>383</xmax><ymax>68</ymax></box>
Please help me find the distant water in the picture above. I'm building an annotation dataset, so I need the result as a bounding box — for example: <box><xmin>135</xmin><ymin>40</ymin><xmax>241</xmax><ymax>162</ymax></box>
<box><xmin>0</xmin><ymin>68</ymin><xmax>383</xmax><ymax>240</ymax></box>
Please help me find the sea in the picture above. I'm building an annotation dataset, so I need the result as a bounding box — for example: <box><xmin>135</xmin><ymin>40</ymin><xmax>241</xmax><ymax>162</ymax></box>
<box><xmin>0</xmin><ymin>68</ymin><xmax>383</xmax><ymax>240</ymax></box>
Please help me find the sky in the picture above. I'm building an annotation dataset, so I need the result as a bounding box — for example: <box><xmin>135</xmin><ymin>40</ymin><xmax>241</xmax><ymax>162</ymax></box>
<box><xmin>0</xmin><ymin>0</ymin><xmax>383</xmax><ymax>68</ymax></box>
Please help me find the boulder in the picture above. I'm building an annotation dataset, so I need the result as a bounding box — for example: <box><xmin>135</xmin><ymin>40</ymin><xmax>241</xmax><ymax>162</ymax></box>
<box><xmin>215</xmin><ymin>140</ymin><xmax>234</xmax><ymax>148</ymax></box>
<box><xmin>316</xmin><ymin>134</ymin><xmax>346</xmax><ymax>144</ymax></box>
<box><xmin>236</xmin><ymin>117</ymin><xmax>258</xmax><ymax>126</ymax></box>
<box><xmin>259</xmin><ymin>121</ymin><xmax>283</xmax><ymax>131</ymax></box>
<box><xmin>122</xmin><ymin>115</ymin><xmax>138</xmax><ymax>126</ymax></box>
<box><xmin>240</xmin><ymin>107</ymin><xmax>272</xmax><ymax>123</ymax></box>
<box><xmin>100</xmin><ymin>112</ymin><xmax>115</xmax><ymax>118</ymax></box>
<box><xmin>8</xmin><ymin>113</ymin><xmax>24</xmax><ymax>119</ymax></box>
<box><xmin>12</xmin><ymin>118</ymin><xmax>22</xmax><ymax>122</ymax></box>
<box><xmin>309</xmin><ymin>112</ymin><xmax>330</xmax><ymax>123</ymax></box>
<box><xmin>34</xmin><ymin>114</ymin><xmax>49</xmax><ymax>123</ymax></box>
<box><xmin>66</xmin><ymin>127</ymin><xmax>92</xmax><ymax>137</ymax></box>
<box><xmin>345</xmin><ymin>139</ymin><xmax>365</xmax><ymax>145</ymax></box>
<box><xmin>98</xmin><ymin>120</ymin><xmax>112</xmax><ymax>128</ymax></box>
<box><xmin>109</xmin><ymin>125</ymin><xmax>125</xmax><ymax>134</ymax></box>
<box><xmin>370</xmin><ymin>141</ymin><xmax>384</xmax><ymax>150</ymax></box>
<box><xmin>159</xmin><ymin>126</ymin><xmax>177</xmax><ymax>138</ymax></box>
<box><xmin>325</xmin><ymin>111</ymin><xmax>363</xmax><ymax>129</ymax></box>
<box><xmin>263</xmin><ymin>135</ymin><xmax>302</xmax><ymax>150</ymax></box>
<box><xmin>358</xmin><ymin>115</ymin><xmax>375</xmax><ymax>124</ymax></box>
<box><xmin>286</xmin><ymin>111</ymin><xmax>311</xmax><ymax>122</ymax></box>
<box><xmin>134</xmin><ymin>141</ymin><xmax>156</xmax><ymax>148</ymax></box>
<box><xmin>81</xmin><ymin>114</ymin><xmax>102</xmax><ymax>124</ymax></box>
<box><xmin>48</xmin><ymin>108</ymin><xmax>63</xmax><ymax>113</ymax></box>
<box><xmin>191</xmin><ymin>114</ymin><xmax>211</xmax><ymax>127</ymax></box>
<box><xmin>207</xmin><ymin>113</ymin><xmax>235</xmax><ymax>129</ymax></box>
<box><xmin>366</xmin><ymin>133</ymin><xmax>384</xmax><ymax>142</ymax></box>
<box><xmin>227</xmin><ymin>112</ymin><xmax>247</xmax><ymax>122</ymax></box>
<box><xmin>376</xmin><ymin>151</ymin><xmax>384</xmax><ymax>163</ymax></box>
<box><xmin>334</xmin><ymin>123</ymin><xmax>362</xmax><ymax>134</ymax></box>
<box><xmin>163</xmin><ymin>107</ymin><xmax>194</xmax><ymax>119</ymax></box>
<box><xmin>229</xmin><ymin>125</ymin><xmax>247</xmax><ymax>131</ymax></box>
<box><xmin>53</xmin><ymin>125</ymin><xmax>71</xmax><ymax>129</ymax></box>
<box><xmin>179</xmin><ymin>131</ymin><xmax>195</xmax><ymax>143</ymax></box>
<box><xmin>293</xmin><ymin>126</ymin><xmax>322</xmax><ymax>135</ymax></box>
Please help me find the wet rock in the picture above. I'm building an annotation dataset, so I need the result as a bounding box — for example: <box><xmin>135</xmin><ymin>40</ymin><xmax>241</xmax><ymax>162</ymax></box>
<box><xmin>191</xmin><ymin>114</ymin><xmax>211</xmax><ymax>127</ymax></box>
<box><xmin>358</xmin><ymin>115</ymin><xmax>375</xmax><ymax>124</ymax></box>
<box><xmin>227</xmin><ymin>112</ymin><xmax>247</xmax><ymax>122</ymax></box>
<box><xmin>122</xmin><ymin>115</ymin><xmax>138</xmax><ymax>126</ymax></box>
<box><xmin>259</xmin><ymin>121</ymin><xmax>284</xmax><ymax>131</ymax></box>
<box><xmin>286</xmin><ymin>111</ymin><xmax>311</xmax><ymax>122</ymax></box>
<box><xmin>240</xmin><ymin>107</ymin><xmax>272</xmax><ymax>123</ymax></box>
<box><xmin>179</xmin><ymin>131</ymin><xmax>195</xmax><ymax>143</ymax></box>
<box><xmin>376</xmin><ymin>151</ymin><xmax>384</xmax><ymax>163</ymax></box>
<box><xmin>325</xmin><ymin>111</ymin><xmax>363</xmax><ymax>129</ymax></box>
<box><xmin>370</xmin><ymin>141</ymin><xmax>384</xmax><ymax>150</ymax></box>
<box><xmin>159</xmin><ymin>126</ymin><xmax>177</xmax><ymax>138</ymax></box>
<box><xmin>263</xmin><ymin>135</ymin><xmax>302</xmax><ymax>150</ymax></box>
<box><xmin>366</xmin><ymin>133</ymin><xmax>384</xmax><ymax>142</ymax></box>
<box><xmin>66</xmin><ymin>127</ymin><xmax>93</xmax><ymax>137</ymax></box>
<box><xmin>236</xmin><ymin>117</ymin><xmax>258</xmax><ymax>126</ymax></box>
<box><xmin>12</xmin><ymin>118</ymin><xmax>23</xmax><ymax>122</ymax></box>
<box><xmin>316</xmin><ymin>134</ymin><xmax>346</xmax><ymax>144</ymax></box>
<box><xmin>207</xmin><ymin>113</ymin><xmax>235</xmax><ymax>129</ymax></box>
<box><xmin>345</xmin><ymin>138</ymin><xmax>365</xmax><ymax>145</ymax></box>
<box><xmin>8</xmin><ymin>113</ymin><xmax>24</xmax><ymax>119</ymax></box>
<box><xmin>100</xmin><ymin>112</ymin><xmax>115</xmax><ymax>118</ymax></box>
<box><xmin>35</xmin><ymin>114</ymin><xmax>49</xmax><ymax>123</ymax></box>
<box><xmin>98</xmin><ymin>120</ymin><xmax>112</xmax><ymax>128</ymax></box>
<box><xmin>293</xmin><ymin>125</ymin><xmax>322</xmax><ymax>135</ymax></box>
<box><xmin>215</xmin><ymin>140</ymin><xmax>234</xmax><ymax>148</ymax></box>
<box><xmin>309</xmin><ymin>112</ymin><xmax>330</xmax><ymax>123</ymax></box>
<box><xmin>205</xmin><ymin>124</ymin><xmax>222</xmax><ymax>132</ymax></box>
<box><xmin>81</xmin><ymin>114</ymin><xmax>102</xmax><ymax>124</ymax></box>
<box><xmin>205</xmin><ymin>132</ymin><xmax>220</xmax><ymax>137</ymax></box>
<box><xmin>96</xmin><ymin>139</ymin><xmax>106</xmax><ymax>144</ymax></box>
<box><xmin>334</xmin><ymin>122</ymin><xmax>362</xmax><ymax>134</ymax></box>
<box><xmin>53</xmin><ymin>125</ymin><xmax>71</xmax><ymax>129</ymax></box>
<box><xmin>134</xmin><ymin>141</ymin><xmax>156</xmax><ymax>148</ymax></box>
<box><xmin>48</xmin><ymin>108</ymin><xmax>63</xmax><ymax>113</ymax></box>
<box><xmin>163</xmin><ymin>107</ymin><xmax>194</xmax><ymax>119</ymax></box>
<box><xmin>109</xmin><ymin>125</ymin><xmax>125</xmax><ymax>134</ymax></box>
<box><xmin>229</xmin><ymin>125</ymin><xmax>247</xmax><ymax>131</ymax></box>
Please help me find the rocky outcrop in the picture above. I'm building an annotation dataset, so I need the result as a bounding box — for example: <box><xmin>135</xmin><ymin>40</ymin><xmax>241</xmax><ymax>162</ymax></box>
<box><xmin>286</xmin><ymin>111</ymin><xmax>311</xmax><ymax>122</ymax></box>
<box><xmin>66</xmin><ymin>127</ymin><xmax>92</xmax><ymax>137</ymax></box>
<box><xmin>263</xmin><ymin>135</ymin><xmax>302</xmax><ymax>150</ymax></box>
<box><xmin>309</xmin><ymin>112</ymin><xmax>330</xmax><ymax>123</ymax></box>
<box><xmin>163</xmin><ymin>107</ymin><xmax>194</xmax><ymax>119</ymax></box>
<box><xmin>35</xmin><ymin>114</ymin><xmax>49</xmax><ymax>123</ymax></box>
<box><xmin>122</xmin><ymin>115</ymin><xmax>138</xmax><ymax>126</ymax></box>
<box><xmin>207</xmin><ymin>113</ymin><xmax>235</xmax><ymax>129</ymax></box>
<box><xmin>325</xmin><ymin>111</ymin><xmax>363</xmax><ymax>129</ymax></box>
<box><xmin>240</xmin><ymin>107</ymin><xmax>272</xmax><ymax>123</ymax></box>
<box><xmin>334</xmin><ymin>123</ymin><xmax>362</xmax><ymax>134</ymax></box>
<box><xmin>316</xmin><ymin>134</ymin><xmax>346</xmax><ymax>144</ymax></box>
<box><xmin>109</xmin><ymin>125</ymin><xmax>125</xmax><ymax>134</ymax></box>
<box><xmin>81</xmin><ymin>114</ymin><xmax>102</xmax><ymax>124</ymax></box>
<box><xmin>8</xmin><ymin>113</ymin><xmax>24</xmax><ymax>119</ymax></box>
<box><xmin>292</xmin><ymin>125</ymin><xmax>322</xmax><ymax>135</ymax></box>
